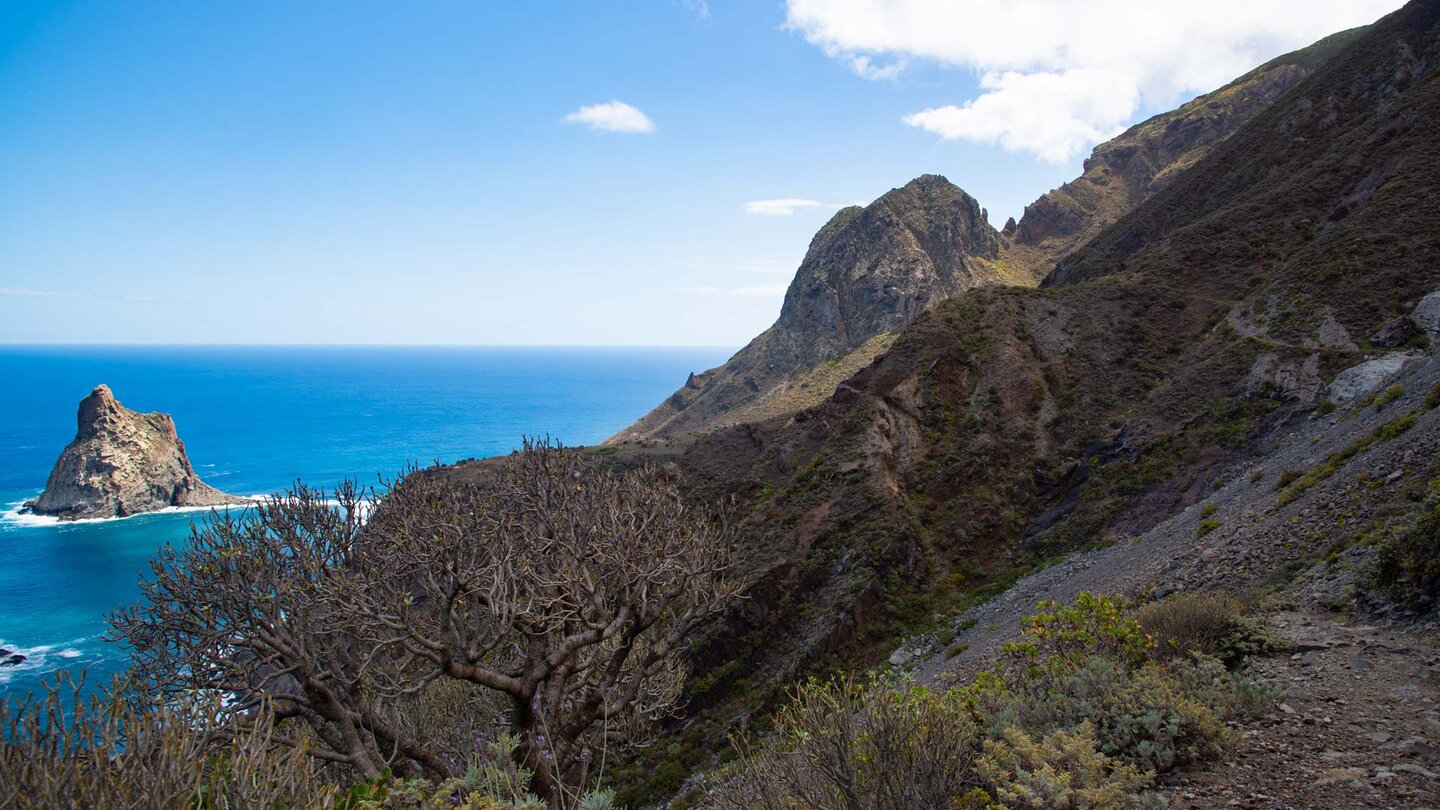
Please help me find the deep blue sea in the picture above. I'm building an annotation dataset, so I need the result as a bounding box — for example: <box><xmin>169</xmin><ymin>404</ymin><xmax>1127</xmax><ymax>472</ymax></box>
<box><xmin>0</xmin><ymin>345</ymin><xmax>732</xmax><ymax>697</ymax></box>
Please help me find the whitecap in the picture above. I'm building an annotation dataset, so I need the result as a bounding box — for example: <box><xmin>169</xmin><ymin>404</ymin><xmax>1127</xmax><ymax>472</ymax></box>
<box><xmin>1</xmin><ymin>496</ymin><xmax>267</xmax><ymax>529</ymax></box>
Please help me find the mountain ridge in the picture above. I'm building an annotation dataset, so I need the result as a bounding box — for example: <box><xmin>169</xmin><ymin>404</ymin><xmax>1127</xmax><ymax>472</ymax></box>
<box><xmin>611</xmin><ymin>29</ymin><xmax>1361</xmax><ymax>444</ymax></box>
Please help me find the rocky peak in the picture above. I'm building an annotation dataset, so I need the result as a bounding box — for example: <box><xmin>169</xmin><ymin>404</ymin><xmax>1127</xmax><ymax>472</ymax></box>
<box><xmin>610</xmin><ymin>175</ymin><xmax>1015</xmax><ymax>442</ymax></box>
<box><xmin>76</xmin><ymin>384</ymin><xmax>135</xmax><ymax>440</ymax></box>
<box><xmin>773</xmin><ymin>174</ymin><xmax>1001</xmax><ymax>365</ymax></box>
<box><xmin>25</xmin><ymin>386</ymin><xmax>246</xmax><ymax>520</ymax></box>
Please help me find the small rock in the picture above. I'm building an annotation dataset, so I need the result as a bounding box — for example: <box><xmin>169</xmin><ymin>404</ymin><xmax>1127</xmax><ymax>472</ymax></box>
<box><xmin>1315</xmin><ymin>766</ymin><xmax>1367</xmax><ymax>785</ymax></box>
<box><xmin>1393</xmin><ymin>763</ymin><xmax>1440</xmax><ymax>779</ymax></box>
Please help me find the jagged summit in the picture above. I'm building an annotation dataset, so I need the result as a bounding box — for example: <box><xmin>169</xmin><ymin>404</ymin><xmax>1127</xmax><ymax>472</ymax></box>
<box><xmin>25</xmin><ymin>385</ymin><xmax>247</xmax><ymax>520</ymax></box>
<box><xmin>610</xmin><ymin>174</ymin><xmax>1022</xmax><ymax>442</ymax></box>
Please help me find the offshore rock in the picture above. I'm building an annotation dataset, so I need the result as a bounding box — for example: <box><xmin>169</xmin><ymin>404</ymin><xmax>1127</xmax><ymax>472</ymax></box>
<box><xmin>25</xmin><ymin>385</ymin><xmax>247</xmax><ymax>521</ymax></box>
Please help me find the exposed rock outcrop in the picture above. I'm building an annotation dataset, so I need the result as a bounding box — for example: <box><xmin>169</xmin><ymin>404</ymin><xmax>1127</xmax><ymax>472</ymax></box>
<box><xmin>610</xmin><ymin>175</ymin><xmax>1023</xmax><ymax>441</ymax></box>
<box><xmin>24</xmin><ymin>385</ymin><xmax>246</xmax><ymax>520</ymax></box>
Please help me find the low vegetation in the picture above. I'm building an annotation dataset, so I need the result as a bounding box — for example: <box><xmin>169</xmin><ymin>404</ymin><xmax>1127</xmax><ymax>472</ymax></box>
<box><xmin>3</xmin><ymin>440</ymin><xmax>744</xmax><ymax>810</ymax></box>
<box><xmin>1373</xmin><ymin>476</ymin><xmax>1440</xmax><ymax>610</ymax></box>
<box><xmin>700</xmin><ymin>593</ymin><xmax>1273</xmax><ymax>809</ymax></box>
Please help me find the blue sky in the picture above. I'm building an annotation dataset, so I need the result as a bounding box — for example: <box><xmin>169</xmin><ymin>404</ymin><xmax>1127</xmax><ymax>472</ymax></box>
<box><xmin>0</xmin><ymin>0</ymin><xmax>1401</xmax><ymax>345</ymax></box>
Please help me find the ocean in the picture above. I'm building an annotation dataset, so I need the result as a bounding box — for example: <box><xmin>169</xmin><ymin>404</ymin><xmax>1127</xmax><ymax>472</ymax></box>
<box><xmin>0</xmin><ymin>344</ymin><xmax>732</xmax><ymax>697</ymax></box>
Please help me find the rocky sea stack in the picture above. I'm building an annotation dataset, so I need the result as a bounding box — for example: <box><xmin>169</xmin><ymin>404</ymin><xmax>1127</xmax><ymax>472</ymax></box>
<box><xmin>23</xmin><ymin>385</ymin><xmax>247</xmax><ymax>520</ymax></box>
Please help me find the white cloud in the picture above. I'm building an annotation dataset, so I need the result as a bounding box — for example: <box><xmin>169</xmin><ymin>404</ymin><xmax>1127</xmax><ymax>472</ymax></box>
<box><xmin>744</xmin><ymin>198</ymin><xmax>827</xmax><ymax>215</ymax></box>
<box><xmin>679</xmin><ymin>0</ymin><xmax>710</xmax><ymax>19</ymax></box>
<box><xmin>785</xmin><ymin>0</ymin><xmax>1403</xmax><ymax>162</ymax></box>
<box><xmin>562</xmin><ymin>100</ymin><xmax>656</xmax><ymax>134</ymax></box>
<box><xmin>744</xmin><ymin>198</ymin><xmax>863</xmax><ymax>216</ymax></box>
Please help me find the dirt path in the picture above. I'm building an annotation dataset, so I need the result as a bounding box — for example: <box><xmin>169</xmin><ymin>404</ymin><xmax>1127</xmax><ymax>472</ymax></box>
<box><xmin>1163</xmin><ymin>610</ymin><xmax>1440</xmax><ymax>809</ymax></box>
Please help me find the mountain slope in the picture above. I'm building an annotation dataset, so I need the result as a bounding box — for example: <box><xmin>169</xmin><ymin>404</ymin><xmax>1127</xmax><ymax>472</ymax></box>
<box><xmin>1001</xmin><ymin>27</ymin><xmax>1364</xmax><ymax>280</ymax></box>
<box><xmin>620</xmin><ymin>0</ymin><xmax>1440</xmax><ymax>773</ymax></box>
<box><xmin>613</xmin><ymin>31</ymin><xmax>1361</xmax><ymax>445</ymax></box>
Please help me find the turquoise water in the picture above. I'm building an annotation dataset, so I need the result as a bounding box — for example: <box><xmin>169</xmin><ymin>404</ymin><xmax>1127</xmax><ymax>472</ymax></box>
<box><xmin>0</xmin><ymin>345</ymin><xmax>731</xmax><ymax>697</ymax></box>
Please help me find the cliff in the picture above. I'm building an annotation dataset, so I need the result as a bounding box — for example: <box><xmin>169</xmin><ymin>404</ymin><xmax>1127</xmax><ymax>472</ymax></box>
<box><xmin>26</xmin><ymin>385</ymin><xmax>247</xmax><ymax>520</ymax></box>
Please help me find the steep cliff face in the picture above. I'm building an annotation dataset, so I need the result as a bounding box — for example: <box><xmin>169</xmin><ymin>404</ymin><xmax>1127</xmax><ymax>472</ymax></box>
<box><xmin>1002</xmin><ymin>27</ymin><xmax>1364</xmax><ymax>281</ymax></box>
<box><xmin>612</xmin><ymin>176</ymin><xmax>1021</xmax><ymax>442</ymax></box>
<box><xmin>27</xmin><ymin>385</ymin><xmax>246</xmax><ymax>520</ymax></box>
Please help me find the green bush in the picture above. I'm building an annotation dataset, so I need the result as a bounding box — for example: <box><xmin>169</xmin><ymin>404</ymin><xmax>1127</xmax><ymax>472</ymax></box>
<box><xmin>1425</xmin><ymin>381</ymin><xmax>1440</xmax><ymax>411</ymax></box>
<box><xmin>1374</xmin><ymin>384</ymin><xmax>1404</xmax><ymax>408</ymax></box>
<box><xmin>703</xmin><ymin>674</ymin><xmax>981</xmax><ymax>810</ymax></box>
<box><xmin>1374</xmin><ymin>478</ymin><xmax>1440</xmax><ymax>609</ymax></box>
<box><xmin>978</xmin><ymin>724</ymin><xmax>1161</xmax><ymax>809</ymax></box>
<box><xmin>705</xmin><ymin>593</ymin><xmax>1270</xmax><ymax>810</ymax></box>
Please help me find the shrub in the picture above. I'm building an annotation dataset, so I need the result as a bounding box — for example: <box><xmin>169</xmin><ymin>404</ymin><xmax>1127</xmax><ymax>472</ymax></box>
<box><xmin>1374</xmin><ymin>384</ymin><xmax>1404</xmax><ymax>408</ymax></box>
<box><xmin>1425</xmin><ymin>382</ymin><xmax>1440</xmax><ymax>411</ymax></box>
<box><xmin>1197</xmin><ymin>519</ymin><xmax>1220</xmax><ymax>537</ymax></box>
<box><xmin>0</xmin><ymin>673</ymin><xmax>336</xmax><ymax>810</ymax></box>
<box><xmin>977</xmin><ymin>724</ymin><xmax>1161</xmax><ymax>809</ymax></box>
<box><xmin>703</xmin><ymin>674</ymin><xmax>981</xmax><ymax>810</ymax></box>
<box><xmin>1374</xmin><ymin>478</ymin><xmax>1440</xmax><ymax>609</ymax></box>
<box><xmin>1133</xmin><ymin>593</ymin><xmax>1267</xmax><ymax>664</ymax></box>
<box><xmin>1274</xmin><ymin>469</ymin><xmax>1303</xmax><ymax>489</ymax></box>
<box><xmin>974</xmin><ymin>653</ymin><xmax>1235</xmax><ymax>774</ymax></box>
<box><xmin>999</xmin><ymin>593</ymin><xmax>1153</xmax><ymax>675</ymax></box>
<box><xmin>705</xmin><ymin>594</ymin><xmax>1269</xmax><ymax>809</ymax></box>
<box><xmin>337</xmin><ymin>736</ymin><xmax>628</xmax><ymax>810</ymax></box>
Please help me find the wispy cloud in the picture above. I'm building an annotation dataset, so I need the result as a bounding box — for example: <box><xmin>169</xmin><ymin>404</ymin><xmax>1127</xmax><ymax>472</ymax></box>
<box><xmin>739</xmin><ymin>258</ymin><xmax>794</xmax><ymax>275</ymax></box>
<box><xmin>785</xmin><ymin>0</ymin><xmax>1402</xmax><ymax>163</ymax></box>
<box><xmin>0</xmin><ymin>287</ymin><xmax>169</xmax><ymax>303</ymax></box>
<box><xmin>678</xmin><ymin>0</ymin><xmax>710</xmax><ymax>19</ymax></box>
<box><xmin>562</xmin><ymin>100</ymin><xmax>656</xmax><ymax>134</ymax></box>
<box><xmin>743</xmin><ymin>198</ymin><xmax>858</xmax><ymax>216</ymax></box>
<box><xmin>678</xmin><ymin>282</ymin><xmax>789</xmax><ymax>298</ymax></box>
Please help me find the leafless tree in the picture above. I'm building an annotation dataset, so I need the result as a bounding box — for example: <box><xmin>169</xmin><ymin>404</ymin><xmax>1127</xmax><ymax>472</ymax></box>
<box><xmin>344</xmin><ymin>438</ymin><xmax>744</xmax><ymax>804</ymax></box>
<box><xmin>110</xmin><ymin>438</ymin><xmax>744</xmax><ymax>808</ymax></box>
<box><xmin>110</xmin><ymin>482</ymin><xmax>448</xmax><ymax>779</ymax></box>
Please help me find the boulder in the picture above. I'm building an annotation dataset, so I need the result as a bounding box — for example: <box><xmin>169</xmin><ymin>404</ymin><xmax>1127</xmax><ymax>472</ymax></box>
<box><xmin>1326</xmin><ymin>353</ymin><xmax>1417</xmax><ymax>402</ymax></box>
<box><xmin>1410</xmin><ymin>290</ymin><xmax>1440</xmax><ymax>343</ymax></box>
